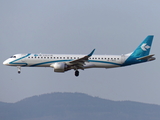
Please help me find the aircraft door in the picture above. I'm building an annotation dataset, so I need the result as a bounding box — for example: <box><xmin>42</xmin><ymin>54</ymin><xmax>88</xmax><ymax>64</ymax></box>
<box><xmin>20</xmin><ymin>54</ymin><xmax>26</xmax><ymax>63</ymax></box>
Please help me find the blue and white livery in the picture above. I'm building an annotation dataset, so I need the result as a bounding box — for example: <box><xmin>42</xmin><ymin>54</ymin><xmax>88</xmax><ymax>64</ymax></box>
<box><xmin>3</xmin><ymin>36</ymin><xmax>155</xmax><ymax>76</ymax></box>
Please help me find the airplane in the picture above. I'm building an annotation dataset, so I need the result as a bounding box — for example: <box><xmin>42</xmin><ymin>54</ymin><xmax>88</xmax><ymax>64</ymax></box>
<box><xmin>3</xmin><ymin>35</ymin><xmax>155</xmax><ymax>77</ymax></box>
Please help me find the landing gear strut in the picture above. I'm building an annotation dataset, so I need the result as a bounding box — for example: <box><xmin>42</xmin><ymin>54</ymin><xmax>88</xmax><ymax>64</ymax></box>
<box><xmin>75</xmin><ymin>70</ymin><xmax>79</xmax><ymax>77</ymax></box>
<box><xmin>17</xmin><ymin>66</ymin><xmax>21</xmax><ymax>74</ymax></box>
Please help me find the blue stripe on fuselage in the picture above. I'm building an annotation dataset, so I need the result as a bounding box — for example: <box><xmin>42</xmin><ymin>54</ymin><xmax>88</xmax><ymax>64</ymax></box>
<box><xmin>29</xmin><ymin>59</ymin><xmax>122</xmax><ymax>67</ymax></box>
<box><xmin>29</xmin><ymin>60</ymin><xmax>71</xmax><ymax>67</ymax></box>
<box><xmin>9</xmin><ymin>53</ymin><xmax>31</xmax><ymax>66</ymax></box>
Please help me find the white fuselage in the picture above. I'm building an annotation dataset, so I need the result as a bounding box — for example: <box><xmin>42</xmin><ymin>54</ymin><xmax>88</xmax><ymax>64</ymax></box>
<box><xmin>3</xmin><ymin>53</ymin><xmax>126</xmax><ymax>69</ymax></box>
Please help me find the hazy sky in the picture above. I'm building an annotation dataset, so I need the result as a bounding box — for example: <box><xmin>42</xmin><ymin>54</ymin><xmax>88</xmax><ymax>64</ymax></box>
<box><xmin>0</xmin><ymin>0</ymin><xmax>160</xmax><ymax>104</ymax></box>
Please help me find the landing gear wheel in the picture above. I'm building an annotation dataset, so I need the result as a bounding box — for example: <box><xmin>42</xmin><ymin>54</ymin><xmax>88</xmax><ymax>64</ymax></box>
<box><xmin>75</xmin><ymin>70</ymin><xmax>79</xmax><ymax>77</ymax></box>
<box><xmin>17</xmin><ymin>66</ymin><xmax>21</xmax><ymax>74</ymax></box>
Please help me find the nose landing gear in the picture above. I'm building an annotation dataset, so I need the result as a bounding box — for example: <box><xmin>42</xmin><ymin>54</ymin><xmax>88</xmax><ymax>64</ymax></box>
<box><xmin>17</xmin><ymin>66</ymin><xmax>21</xmax><ymax>74</ymax></box>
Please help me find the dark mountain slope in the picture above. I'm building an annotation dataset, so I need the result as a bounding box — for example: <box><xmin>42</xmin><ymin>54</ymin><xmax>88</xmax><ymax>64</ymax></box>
<box><xmin>0</xmin><ymin>92</ymin><xmax>160</xmax><ymax>120</ymax></box>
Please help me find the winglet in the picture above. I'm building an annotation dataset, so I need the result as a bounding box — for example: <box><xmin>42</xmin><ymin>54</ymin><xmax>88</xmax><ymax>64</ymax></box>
<box><xmin>88</xmin><ymin>49</ymin><xmax>95</xmax><ymax>57</ymax></box>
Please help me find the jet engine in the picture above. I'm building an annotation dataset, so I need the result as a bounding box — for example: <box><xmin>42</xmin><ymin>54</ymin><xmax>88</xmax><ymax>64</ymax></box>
<box><xmin>50</xmin><ymin>62</ymin><xmax>67</xmax><ymax>72</ymax></box>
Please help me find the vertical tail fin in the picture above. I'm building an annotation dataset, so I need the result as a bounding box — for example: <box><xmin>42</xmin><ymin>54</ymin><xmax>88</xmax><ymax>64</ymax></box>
<box><xmin>123</xmin><ymin>35</ymin><xmax>154</xmax><ymax>66</ymax></box>
<box><xmin>130</xmin><ymin>35</ymin><xmax>153</xmax><ymax>58</ymax></box>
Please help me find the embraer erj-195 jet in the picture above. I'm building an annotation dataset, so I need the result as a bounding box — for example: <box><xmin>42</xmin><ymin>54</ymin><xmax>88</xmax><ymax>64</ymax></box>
<box><xmin>3</xmin><ymin>36</ymin><xmax>155</xmax><ymax>77</ymax></box>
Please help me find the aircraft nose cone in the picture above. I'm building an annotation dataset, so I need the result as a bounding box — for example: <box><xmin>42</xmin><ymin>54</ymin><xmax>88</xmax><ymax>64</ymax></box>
<box><xmin>3</xmin><ymin>60</ymin><xmax>8</xmax><ymax>65</ymax></box>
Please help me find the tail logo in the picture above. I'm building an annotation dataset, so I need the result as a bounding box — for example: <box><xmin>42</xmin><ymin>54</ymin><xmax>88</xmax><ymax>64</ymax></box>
<box><xmin>141</xmin><ymin>43</ymin><xmax>150</xmax><ymax>51</ymax></box>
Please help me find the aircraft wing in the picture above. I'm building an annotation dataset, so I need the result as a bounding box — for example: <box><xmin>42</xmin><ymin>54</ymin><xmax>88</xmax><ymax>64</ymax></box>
<box><xmin>137</xmin><ymin>54</ymin><xmax>155</xmax><ymax>60</ymax></box>
<box><xmin>66</xmin><ymin>49</ymin><xmax>95</xmax><ymax>70</ymax></box>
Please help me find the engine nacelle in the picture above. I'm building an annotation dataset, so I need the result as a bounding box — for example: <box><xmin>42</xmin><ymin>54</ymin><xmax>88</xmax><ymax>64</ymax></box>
<box><xmin>50</xmin><ymin>62</ymin><xmax>67</xmax><ymax>72</ymax></box>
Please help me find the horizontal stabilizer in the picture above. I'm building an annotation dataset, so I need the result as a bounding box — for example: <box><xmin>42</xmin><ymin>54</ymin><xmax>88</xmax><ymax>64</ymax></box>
<box><xmin>137</xmin><ymin>54</ymin><xmax>155</xmax><ymax>60</ymax></box>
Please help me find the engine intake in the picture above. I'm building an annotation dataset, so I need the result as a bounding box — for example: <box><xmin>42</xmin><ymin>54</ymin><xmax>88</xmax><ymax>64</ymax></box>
<box><xmin>50</xmin><ymin>62</ymin><xmax>67</xmax><ymax>72</ymax></box>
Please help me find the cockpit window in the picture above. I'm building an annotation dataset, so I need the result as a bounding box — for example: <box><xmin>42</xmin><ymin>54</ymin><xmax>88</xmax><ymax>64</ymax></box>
<box><xmin>10</xmin><ymin>56</ymin><xmax>16</xmax><ymax>58</ymax></box>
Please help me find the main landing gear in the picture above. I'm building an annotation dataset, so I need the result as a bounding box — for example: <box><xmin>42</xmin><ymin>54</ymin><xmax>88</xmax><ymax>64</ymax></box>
<box><xmin>75</xmin><ymin>70</ymin><xmax>79</xmax><ymax>77</ymax></box>
<box><xmin>17</xmin><ymin>66</ymin><xmax>21</xmax><ymax>74</ymax></box>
